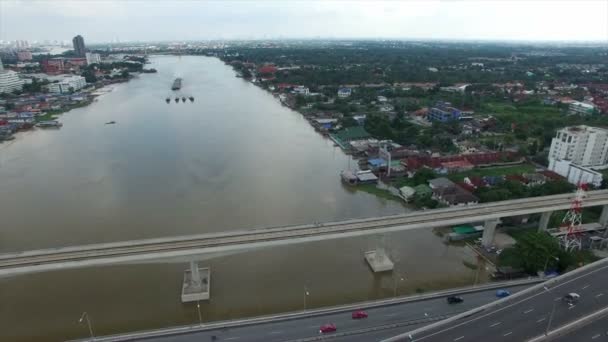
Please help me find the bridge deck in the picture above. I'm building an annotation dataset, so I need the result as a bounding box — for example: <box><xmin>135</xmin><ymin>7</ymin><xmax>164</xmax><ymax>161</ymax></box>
<box><xmin>2</xmin><ymin>190</ymin><xmax>608</xmax><ymax>276</ymax></box>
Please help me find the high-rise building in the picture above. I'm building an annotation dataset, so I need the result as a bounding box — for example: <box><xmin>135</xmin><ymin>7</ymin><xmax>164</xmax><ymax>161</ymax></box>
<box><xmin>85</xmin><ymin>52</ymin><xmax>101</xmax><ymax>65</ymax></box>
<box><xmin>549</xmin><ymin>125</ymin><xmax>608</xmax><ymax>167</ymax></box>
<box><xmin>0</xmin><ymin>57</ymin><xmax>24</xmax><ymax>94</ymax></box>
<box><xmin>72</xmin><ymin>35</ymin><xmax>86</xmax><ymax>57</ymax></box>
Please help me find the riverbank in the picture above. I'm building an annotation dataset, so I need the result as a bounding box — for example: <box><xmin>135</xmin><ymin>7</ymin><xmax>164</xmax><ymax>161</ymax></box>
<box><xmin>0</xmin><ymin>75</ymin><xmax>141</xmax><ymax>141</ymax></box>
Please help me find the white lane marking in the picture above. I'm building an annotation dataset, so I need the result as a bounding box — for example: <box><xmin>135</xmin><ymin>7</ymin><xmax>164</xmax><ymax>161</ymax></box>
<box><xmin>537</xmin><ymin>317</ymin><xmax>546</xmax><ymax>323</ymax></box>
<box><xmin>554</xmin><ymin>297</ymin><xmax>562</xmax><ymax>301</ymax></box>
<box><xmin>385</xmin><ymin>313</ymin><xmax>398</xmax><ymax>317</ymax></box>
<box><xmin>454</xmin><ymin>336</ymin><xmax>465</xmax><ymax>341</ymax></box>
<box><xmin>569</xmin><ymin>305</ymin><xmax>576</xmax><ymax>310</ymax></box>
<box><xmin>524</xmin><ymin>308</ymin><xmax>534</xmax><ymax>314</ymax></box>
<box><xmin>596</xmin><ymin>293</ymin><xmax>604</xmax><ymax>298</ymax></box>
<box><xmin>411</xmin><ymin>264</ymin><xmax>608</xmax><ymax>342</ymax></box>
<box><xmin>225</xmin><ymin>338</ymin><xmax>240</xmax><ymax>341</ymax></box>
<box><xmin>592</xmin><ymin>334</ymin><xmax>601</xmax><ymax>339</ymax></box>
<box><xmin>269</xmin><ymin>331</ymin><xmax>282</xmax><ymax>334</ymax></box>
<box><xmin>503</xmin><ymin>331</ymin><xmax>512</xmax><ymax>337</ymax></box>
<box><xmin>582</xmin><ymin>284</ymin><xmax>590</xmax><ymax>290</ymax></box>
<box><xmin>490</xmin><ymin>322</ymin><xmax>502</xmax><ymax>327</ymax></box>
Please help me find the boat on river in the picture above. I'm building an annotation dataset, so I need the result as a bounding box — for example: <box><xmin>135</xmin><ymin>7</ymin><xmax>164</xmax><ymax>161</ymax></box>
<box><xmin>36</xmin><ymin>120</ymin><xmax>62</xmax><ymax>128</ymax></box>
<box><xmin>172</xmin><ymin>78</ymin><xmax>182</xmax><ymax>90</ymax></box>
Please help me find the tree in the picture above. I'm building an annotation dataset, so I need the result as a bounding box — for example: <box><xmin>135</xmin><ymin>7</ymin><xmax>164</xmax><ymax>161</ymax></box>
<box><xmin>121</xmin><ymin>70</ymin><xmax>130</xmax><ymax>79</ymax></box>
<box><xmin>82</xmin><ymin>70</ymin><xmax>97</xmax><ymax>83</ymax></box>
<box><xmin>498</xmin><ymin>232</ymin><xmax>561</xmax><ymax>274</ymax></box>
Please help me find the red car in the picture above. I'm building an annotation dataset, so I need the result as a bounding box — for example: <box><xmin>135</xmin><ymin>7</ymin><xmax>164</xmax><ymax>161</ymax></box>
<box><xmin>319</xmin><ymin>323</ymin><xmax>337</xmax><ymax>334</ymax></box>
<box><xmin>352</xmin><ymin>310</ymin><xmax>368</xmax><ymax>319</ymax></box>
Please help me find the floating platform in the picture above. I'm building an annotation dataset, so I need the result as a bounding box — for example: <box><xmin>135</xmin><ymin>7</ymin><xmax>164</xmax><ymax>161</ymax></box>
<box><xmin>181</xmin><ymin>262</ymin><xmax>210</xmax><ymax>303</ymax></box>
<box><xmin>364</xmin><ymin>249</ymin><xmax>394</xmax><ymax>273</ymax></box>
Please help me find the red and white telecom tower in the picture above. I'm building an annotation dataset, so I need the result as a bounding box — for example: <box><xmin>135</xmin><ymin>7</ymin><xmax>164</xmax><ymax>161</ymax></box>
<box><xmin>559</xmin><ymin>183</ymin><xmax>587</xmax><ymax>252</ymax></box>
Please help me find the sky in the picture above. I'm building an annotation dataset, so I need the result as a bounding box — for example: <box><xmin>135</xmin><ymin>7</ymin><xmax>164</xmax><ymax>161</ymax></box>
<box><xmin>1</xmin><ymin>0</ymin><xmax>607</xmax><ymax>43</ymax></box>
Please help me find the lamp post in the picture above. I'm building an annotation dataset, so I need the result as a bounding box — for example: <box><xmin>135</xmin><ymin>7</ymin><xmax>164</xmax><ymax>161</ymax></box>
<box><xmin>196</xmin><ymin>301</ymin><xmax>203</xmax><ymax>327</ymax></box>
<box><xmin>304</xmin><ymin>286</ymin><xmax>310</xmax><ymax>310</ymax></box>
<box><xmin>78</xmin><ymin>312</ymin><xmax>94</xmax><ymax>341</ymax></box>
<box><xmin>545</xmin><ymin>300</ymin><xmax>558</xmax><ymax>335</ymax></box>
<box><xmin>393</xmin><ymin>274</ymin><xmax>405</xmax><ymax>297</ymax></box>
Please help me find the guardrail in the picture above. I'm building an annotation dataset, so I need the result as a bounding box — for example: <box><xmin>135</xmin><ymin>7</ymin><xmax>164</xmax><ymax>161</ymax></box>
<box><xmin>528</xmin><ymin>305</ymin><xmax>608</xmax><ymax>341</ymax></box>
<box><xmin>68</xmin><ymin>278</ymin><xmax>543</xmax><ymax>342</ymax></box>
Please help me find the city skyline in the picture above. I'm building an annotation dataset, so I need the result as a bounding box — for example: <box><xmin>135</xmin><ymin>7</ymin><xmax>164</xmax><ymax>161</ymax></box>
<box><xmin>1</xmin><ymin>0</ymin><xmax>607</xmax><ymax>43</ymax></box>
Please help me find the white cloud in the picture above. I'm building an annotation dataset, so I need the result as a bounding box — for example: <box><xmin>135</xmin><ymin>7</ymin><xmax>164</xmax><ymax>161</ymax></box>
<box><xmin>0</xmin><ymin>0</ymin><xmax>606</xmax><ymax>42</ymax></box>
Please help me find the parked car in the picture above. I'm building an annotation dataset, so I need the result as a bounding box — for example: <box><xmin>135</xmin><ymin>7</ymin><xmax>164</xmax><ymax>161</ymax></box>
<box><xmin>447</xmin><ymin>296</ymin><xmax>464</xmax><ymax>304</ymax></box>
<box><xmin>319</xmin><ymin>323</ymin><xmax>337</xmax><ymax>334</ymax></box>
<box><xmin>496</xmin><ymin>289</ymin><xmax>511</xmax><ymax>298</ymax></box>
<box><xmin>563</xmin><ymin>293</ymin><xmax>580</xmax><ymax>304</ymax></box>
<box><xmin>352</xmin><ymin>310</ymin><xmax>368</xmax><ymax>319</ymax></box>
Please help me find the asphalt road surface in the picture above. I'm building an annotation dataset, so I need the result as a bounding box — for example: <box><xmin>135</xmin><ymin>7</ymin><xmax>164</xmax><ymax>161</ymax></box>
<box><xmin>400</xmin><ymin>261</ymin><xmax>608</xmax><ymax>342</ymax></box>
<box><xmin>137</xmin><ymin>285</ymin><xmax>531</xmax><ymax>342</ymax></box>
<box><xmin>551</xmin><ymin>313</ymin><xmax>608</xmax><ymax>341</ymax></box>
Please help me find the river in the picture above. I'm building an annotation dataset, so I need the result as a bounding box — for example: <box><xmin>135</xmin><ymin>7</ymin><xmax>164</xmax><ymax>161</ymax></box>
<box><xmin>0</xmin><ymin>56</ymin><xmax>483</xmax><ymax>341</ymax></box>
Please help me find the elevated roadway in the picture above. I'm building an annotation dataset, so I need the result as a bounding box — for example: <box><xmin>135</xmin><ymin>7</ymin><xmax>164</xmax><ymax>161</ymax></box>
<box><xmin>382</xmin><ymin>258</ymin><xmax>608</xmax><ymax>342</ymax></box>
<box><xmin>69</xmin><ymin>280</ymin><xmax>539</xmax><ymax>342</ymax></box>
<box><xmin>3</xmin><ymin>190</ymin><xmax>608</xmax><ymax>276</ymax></box>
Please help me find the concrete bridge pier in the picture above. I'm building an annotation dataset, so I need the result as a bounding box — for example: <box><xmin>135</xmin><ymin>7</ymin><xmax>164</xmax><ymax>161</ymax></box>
<box><xmin>538</xmin><ymin>211</ymin><xmax>553</xmax><ymax>232</ymax></box>
<box><xmin>481</xmin><ymin>219</ymin><xmax>500</xmax><ymax>248</ymax></box>
<box><xmin>181</xmin><ymin>261</ymin><xmax>210</xmax><ymax>303</ymax></box>
<box><xmin>599</xmin><ymin>205</ymin><xmax>608</xmax><ymax>228</ymax></box>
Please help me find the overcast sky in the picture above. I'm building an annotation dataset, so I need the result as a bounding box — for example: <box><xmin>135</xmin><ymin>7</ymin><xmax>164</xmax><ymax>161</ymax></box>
<box><xmin>1</xmin><ymin>0</ymin><xmax>607</xmax><ymax>43</ymax></box>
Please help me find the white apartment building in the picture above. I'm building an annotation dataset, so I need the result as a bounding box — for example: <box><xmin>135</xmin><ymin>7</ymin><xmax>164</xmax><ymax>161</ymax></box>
<box><xmin>0</xmin><ymin>70</ymin><xmax>23</xmax><ymax>94</ymax></box>
<box><xmin>569</xmin><ymin>101</ymin><xmax>596</xmax><ymax>116</ymax></box>
<box><xmin>0</xmin><ymin>57</ymin><xmax>24</xmax><ymax>93</ymax></box>
<box><xmin>85</xmin><ymin>52</ymin><xmax>101</xmax><ymax>65</ymax></box>
<box><xmin>47</xmin><ymin>75</ymin><xmax>87</xmax><ymax>94</ymax></box>
<box><xmin>548</xmin><ymin>159</ymin><xmax>603</xmax><ymax>187</ymax></box>
<box><xmin>549</xmin><ymin>125</ymin><xmax>608</xmax><ymax>167</ymax></box>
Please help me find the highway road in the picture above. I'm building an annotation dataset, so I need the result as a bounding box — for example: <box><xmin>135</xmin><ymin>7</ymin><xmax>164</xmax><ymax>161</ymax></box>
<box><xmin>85</xmin><ymin>284</ymin><xmax>532</xmax><ymax>342</ymax></box>
<box><xmin>4</xmin><ymin>190</ymin><xmax>608</xmax><ymax>276</ymax></box>
<box><xmin>551</xmin><ymin>313</ymin><xmax>608</xmax><ymax>341</ymax></box>
<box><xmin>387</xmin><ymin>260</ymin><xmax>608</xmax><ymax>342</ymax></box>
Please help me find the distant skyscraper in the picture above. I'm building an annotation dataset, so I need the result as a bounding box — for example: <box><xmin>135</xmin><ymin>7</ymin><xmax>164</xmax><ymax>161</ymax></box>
<box><xmin>72</xmin><ymin>35</ymin><xmax>86</xmax><ymax>57</ymax></box>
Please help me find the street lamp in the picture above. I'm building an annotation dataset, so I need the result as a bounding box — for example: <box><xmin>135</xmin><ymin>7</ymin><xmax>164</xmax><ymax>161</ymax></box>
<box><xmin>304</xmin><ymin>286</ymin><xmax>310</xmax><ymax>310</ymax></box>
<box><xmin>393</xmin><ymin>274</ymin><xmax>405</xmax><ymax>297</ymax></box>
<box><xmin>545</xmin><ymin>300</ymin><xmax>558</xmax><ymax>335</ymax></box>
<box><xmin>78</xmin><ymin>312</ymin><xmax>94</xmax><ymax>341</ymax></box>
<box><xmin>196</xmin><ymin>301</ymin><xmax>203</xmax><ymax>327</ymax></box>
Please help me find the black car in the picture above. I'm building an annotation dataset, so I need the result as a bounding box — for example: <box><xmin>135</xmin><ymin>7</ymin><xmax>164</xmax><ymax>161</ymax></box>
<box><xmin>447</xmin><ymin>296</ymin><xmax>464</xmax><ymax>304</ymax></box>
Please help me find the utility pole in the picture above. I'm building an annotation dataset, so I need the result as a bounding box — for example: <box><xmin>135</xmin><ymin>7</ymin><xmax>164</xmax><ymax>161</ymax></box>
<box><xmin>545</xmin><ymin>301</ymin><xmax>558</xmax><ymax>336</ymax></box>
<box><xmin>303</xmin><ymin>286</ymin><xmax>310</xmax><ymax>310</ymax></box>
<box><xmin>78</xmin><ymin>312</ymin><xmax>94</xmax><ymax>341</ymax></box>
<box><xmin>196</xmin><ymin>301</ymin><xmax>203</xmax><ymax>327</ymax></box>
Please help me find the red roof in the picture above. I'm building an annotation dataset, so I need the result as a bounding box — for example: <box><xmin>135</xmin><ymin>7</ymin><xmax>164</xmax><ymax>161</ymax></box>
<box><xmin>540</xmin><ymin>170</ymin><xmax>564</xmax><ymax>181</ymax></box>
<box><xmin>258</xmin><ymin>65</ymin><xmax>277</xmax><ymax>74</ymax></box>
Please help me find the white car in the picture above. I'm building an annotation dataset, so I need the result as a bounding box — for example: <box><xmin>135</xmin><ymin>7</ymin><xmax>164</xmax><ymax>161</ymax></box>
<box><xmin>563</xmin><ymin>293</ymin><xmax>580</xmax><ymax>304</ymax></box>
